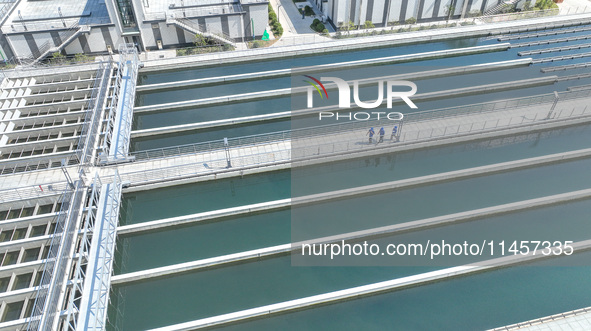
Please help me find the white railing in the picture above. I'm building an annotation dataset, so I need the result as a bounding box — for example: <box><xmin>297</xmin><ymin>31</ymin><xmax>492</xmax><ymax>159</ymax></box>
<box><xmin>294</xmin><ymin>105</ymin><xmax>591</xmax><ymax>160</ymax></box>
<box><xmin>63</xmin><ymin>174</ymin><xmax>102</xmax><ymax>331</ymax></box>
<box><xmin>334</xmin><ymin>7</ymin><xmax>578</xmax><ymax>38</ymax></box>
<box><xmin>2</xmin><ymin>17</ymin><xmax>109</xmax><ymax>34</ymax></box>
<box><xmin>144</xmin><ymin>3</ymin><xmax>241</xmax><ymax>21</ymax></box>
<box><xmin>479</xmin><ymin>7</ymin><xmax>560</xmax><ymax>23</ymax></box>
<box><xmin>174</xmin><ymin>16</ymin><xmax>235</xmax><ymax>45</ymax></box>
<box><xmin>76</xmin><ymin>61</ymin><xmax>112</xmax><ymax>167</ymax></box>
<box><xmin>120</xmin><ymin>100</ymin><xmax>591</xmax><ymax>186</ymax></box>
<box><xmin>129</xmin><ymin>88</ymin><xmax>591</xmax><ymax>162</ymax></box>
<box><xmin>27</xmin><ymin>179</ymin><xmax>85</xmax><ymax>330</ymax></box>
<box><xmin>100</xmin><ymin>44</ymin><xmax>140</xmax><ymax>164</ymax></box>
<box><xmin>74</xmin><ymin>172</ymin><xmax>122</xmax><ymax>331</ymax></box>
<box><xmin>0</xmin><ymin>182</ymin><xmax>68</xmax><ymax>204</ymax></box>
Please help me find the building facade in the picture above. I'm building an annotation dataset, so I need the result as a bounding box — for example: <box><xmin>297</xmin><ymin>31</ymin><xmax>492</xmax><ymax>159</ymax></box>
<box><xmin>321</xmin><ymin>0</ymin><xmax>525</xmax><ymax>29</ymax></box>
<box><xmin>0</xmin><ymin>0</ymin><xmax>268</xmax><ymax>63</ymax></box>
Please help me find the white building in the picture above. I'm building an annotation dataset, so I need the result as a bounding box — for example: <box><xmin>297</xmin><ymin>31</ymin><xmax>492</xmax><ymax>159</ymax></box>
<box><xmin>0</xmin><ymin>0</ymin><xmax>269</xmax><ymax>63</ymax></box>
<box><xmin>317</xmin><ymin>0</ymin><xmax>526</xmax><ymax>29</ymax></box>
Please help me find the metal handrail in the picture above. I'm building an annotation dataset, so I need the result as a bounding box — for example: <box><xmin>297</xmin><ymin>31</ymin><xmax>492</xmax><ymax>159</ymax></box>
<box><xmin>0</xmin><ymin>182</ymin><xmax>68</xmax><ymax>204</ymax></box>
<box><xmin>130</xmin><ymin>88</ymin><xmax>591</xmax><ymax>161</ymax></box>
<box><xmin>76</xmin><ymin>61</ymin><xmax>112</xmax><ymax>166</ymax></box>
<box><xmin>99</xmin><ymin>44</ymin><xmax>139</xmax><ymax>163</ymax></box>
<box><xmin>120</xmin><ymin>102</ymin><xmax>591</xmax><ymax>186</ymax></box>
<box><xmin>63</xmin><ymin>174</ymin><xmax>101</xmax><ymax>331</ymax></box>
<box><xmin>480</xmin><ymin>7</ymin><xmax>560</xmax><ymax>22</ymax></box>
<box><xmin>26</xmin><ymin>179</ymin><xmax>83</xmax><ymax>330</ymax></box>
<box><xmin>1</xmin><ymin>16</ymin><xmax>110</xmax><ymax>34</ymax></box>
<box><xmin>174</xmin><ymin>16</ymin><xmax>236</xmax><ymax>45</ymax></box>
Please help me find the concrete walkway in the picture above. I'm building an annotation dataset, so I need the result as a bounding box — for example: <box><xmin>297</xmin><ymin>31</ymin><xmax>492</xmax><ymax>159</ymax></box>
<box><xmin>268</xmin><ymin>0</ymin><xmax>333</xmax><ymax>47</ymax></box>
<box><xmin>1</xmin><ymin>94</ymin><xmax>590</xmax><ymax>199</ymax></box>
<box><xmin>2</xmin><ymin>95</ymin><xmax>591</xmax><ymax>192</ymax></box>
<box><xmin>559</xmin><ymin>0</ymin><xmax>591</xmax><ymax>15</ymax></box>
<box><xmin>491</xmin><ymin>307</ymin><xmax>591</xmax><ymax>330</ymax></box>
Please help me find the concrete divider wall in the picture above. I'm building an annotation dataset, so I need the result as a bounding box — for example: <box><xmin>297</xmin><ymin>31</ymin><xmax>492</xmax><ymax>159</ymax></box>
<box><xmin>146</xmin><ymin>240</ymin><xmax>591</xmax><ymax>330</ymax></box>
<box><xmin>134</xmin><ymin>43</ymin><xmax>512</xmax><ymax>113</ymax></box>
<box><xmin>132</xmin><ymin>74</ymin><xmax>554</xmax><ymax>137</ymax></box>
<box><xmin>120</xmin><ymin>147</ymin><xmax>591</xmax><ymax>234</ymax></box>
<box><xmin>132</xmin><ymin>58</ymin><xmax>533</xmax><ymax>138</ymax></box>
<box><xmin>113</xmin><ymin>187</ymin><xmax>591</xmax><ymax>285</ymax></box>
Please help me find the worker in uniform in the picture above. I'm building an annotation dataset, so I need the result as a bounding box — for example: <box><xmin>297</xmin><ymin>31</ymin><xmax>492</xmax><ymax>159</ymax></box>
<box><xmin>367</xmin><ymin>127</ymin><xmax>375</xmax><ymax>144</ymax></box>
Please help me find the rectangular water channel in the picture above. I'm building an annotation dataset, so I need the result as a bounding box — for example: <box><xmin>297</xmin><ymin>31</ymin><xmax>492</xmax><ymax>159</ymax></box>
<box><xmin>109</xmin><ymin>201</ymin><xmax>591</xmax><ymax>330</ymax></box>
<box><xmin>209</xmin><ymin>250</ymin><xmax>591</xmax><ymax>331</ymax></box>
<box><xmin>115</xmin><ymin>154</ymin><xmax>591</xmax><ymax>273</ymax></box>
<box><xmin>121</xmin><ymin>123</ymin><xmax>591</xmax><ymax>226</ymax></box>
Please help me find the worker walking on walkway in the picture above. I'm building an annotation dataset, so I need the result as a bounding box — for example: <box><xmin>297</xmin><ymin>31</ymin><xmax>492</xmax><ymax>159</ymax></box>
<box><xmin>367</xmin><ymin>127</ymin><xmax>375</xmax><ymax>144</ymax></box>
<box><xmin>391</xmin><ymin>125</ymin><xmax>399</xmax><ymax>141</ymax></box>
<box><xmin>378</xmin><ymin>127</ymin><xmax>385</xmax><ymax>143</ymax></box>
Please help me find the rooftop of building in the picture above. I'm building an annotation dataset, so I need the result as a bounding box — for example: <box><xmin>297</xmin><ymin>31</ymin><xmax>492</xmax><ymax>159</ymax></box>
<box><xmin>1</xmin><ymin>0</ymin><xmax>110</xmax><ymax>34</ymax></box>
<box><xmin>142</xmin><ymin>0</ymin><xmax>246</xmax><ymax>21</ymax></box>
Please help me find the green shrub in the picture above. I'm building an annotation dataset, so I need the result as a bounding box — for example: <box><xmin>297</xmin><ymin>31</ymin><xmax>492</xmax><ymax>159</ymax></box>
<box><xmin>468</xmin><ymin>9</ymin><xmax>482</xmax><ymax>17</ymax></box>
<box><xmin>194</xmin><ymin>34</ymin><xmax>208</xmax><ymax>46</ymax></box>
<box><xmin>363</xmin><ymin>20</ymin><xmax>375</xmax><ymax>29</ymax></box>
<box><xmin>523</xmin><ymin>0</ymin><xmax>533</xmax><ymax>11</ymax></box>
<box><xmin>304</xmin><ymin>5</ymin><xmax>314</xmax><ymax>16</ymax></box>
<box><xmin>268</xmin><ymin>4</ymin><xmax>283</xmax><ymax>37</ymax></box>
<box><xmin>74</xmin><ymin>53</ymin><xmax>91</xmax><ymax>63</ymax></box>
<box><xmin>51</xmin><ymin>51</ymin><xmax>65</xmax><ymax>63</ymax></box>
<box><xmin>405</xmin><ymin>17</ymin><xmax>416</xmax><ymax>24</ymax></box>
<box><xmin>251</xmin><ymin>40</ymin><xmax>265</xmax><ymax>48</ymax></box>
<box><xmin>310</xmin><ymin>20</ymin><xmax>325</xmax><ymax>33</ymax></box>
<box><xmin>534</xmin><ymin>0</ymin><xmax>558</xmax><ymax>9</ymax></box>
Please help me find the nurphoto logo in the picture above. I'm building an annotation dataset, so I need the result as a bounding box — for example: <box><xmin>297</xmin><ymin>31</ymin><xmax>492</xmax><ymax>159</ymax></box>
<box><xmin>304</xmin><ymin>76</ymin><xmax>418</xmax><ymax>109</ymax></box>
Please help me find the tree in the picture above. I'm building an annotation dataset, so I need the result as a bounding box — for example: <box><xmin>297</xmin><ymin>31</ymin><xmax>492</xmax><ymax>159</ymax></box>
<box><xmin>523</xmin><ymin>0</ymin><xmax>533</xmax><ymax>11</ymax></box>
<box><xmin>51</xmin><ymin>52</ymin><xmax>65</xmax><ymax>64</ymax></box>
<box><xmin>74</xmin><ymin>53</ymin><xmax>90</xmax><ymax>63</ymax></box>
<box><xmin>445</xmin><ymin>5</ymin><xmax>455</xmax><ymax>23</ymax></box>
<box><xmin>194</xmin><ymin>34</ymin><xmax>208</xmax><ymax>46</ymax></box>
<box><xmin>340</xmin><ymin>20</ymin><xmax>355</xmax><ymax>34</ymax></box>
